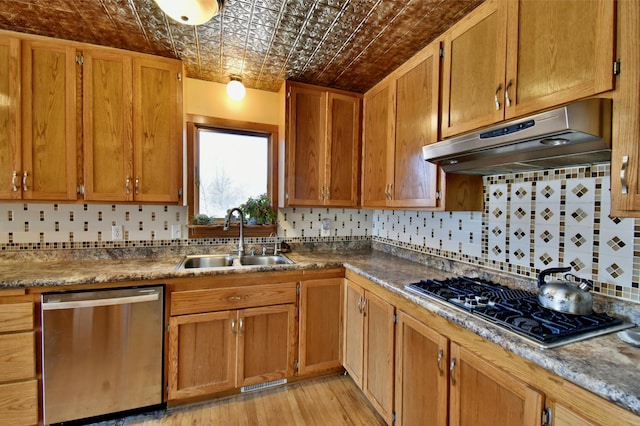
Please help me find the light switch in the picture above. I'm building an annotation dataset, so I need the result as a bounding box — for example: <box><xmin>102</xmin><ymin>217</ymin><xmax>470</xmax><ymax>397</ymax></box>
<box><xmin>111</xmin><ymin>225</ymin><xmax>123</xmax><ymax>240</ymax></box>
<box><xmin>321</xmin><ymin>218</ymin><xmax>331</xmax><ymax>237</ymax></box>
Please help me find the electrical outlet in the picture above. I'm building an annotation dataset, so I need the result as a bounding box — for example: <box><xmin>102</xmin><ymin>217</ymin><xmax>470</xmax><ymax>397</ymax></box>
<box><xmin>111</xmin><ymin>225</ymin><xmax>123</xmax><ymax>240</ymax></box>
<box><xmin>171</xmin><ymin>224</ymin><xmax>182</xmax><ymax>239</ymax></box>
<box><xmin>321</xmin><ymin>218</ymin><xmax>331</xmax><ymax>237</ymax></box>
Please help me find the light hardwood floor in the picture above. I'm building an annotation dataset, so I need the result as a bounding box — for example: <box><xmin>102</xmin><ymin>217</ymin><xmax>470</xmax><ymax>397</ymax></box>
<box><xmin>91</xmin><ymin>374</ymin><xmax>386</xmax><ymax>425</ymax></box>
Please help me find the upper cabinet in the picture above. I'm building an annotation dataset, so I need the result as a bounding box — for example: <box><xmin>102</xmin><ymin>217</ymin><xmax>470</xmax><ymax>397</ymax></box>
<box><xmin>285</xmin><ymin>81</ymin><xmax>361</xmax><ymax>207</ymax></box>
<box><xmin>610</xmin><ymin>0</ymin><xmax>640</xmax><ymax>217</ymax></box>
<box><xmin>441</xmin><ymin>0</ymin><xmax>616</xmax><ymax>138</ymax></box>
<box><xmin>84</xmin><ymin>50</ymin><xmax>183</xmax><ymax>203</ymax></box>
<box><xmin>362</xmin><ymin>41</ymin><xmax>483</xmax><ymax>211</ymax></box>
<box><xmin>21</xmin><ymin>39</ymin><xmax>78</xmax><ymax>201</ymax></box>
<box><xmin>0</xmin><ymin>31</ymin><xmax>184</xmax><ymax>204</ymax></box>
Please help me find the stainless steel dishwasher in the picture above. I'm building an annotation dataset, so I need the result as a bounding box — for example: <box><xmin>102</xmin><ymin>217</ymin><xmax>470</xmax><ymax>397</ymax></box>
<box><xmin>41</xmin><ymin>286</ymin><xmax>164</xmax><ymax>425</ymax></box>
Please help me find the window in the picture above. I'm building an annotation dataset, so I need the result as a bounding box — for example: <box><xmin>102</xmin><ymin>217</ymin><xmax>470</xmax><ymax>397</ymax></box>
<box><xmin>186</xmin><ymin>116</ymin><xmax>279</xmax><ymax>222</ymax></box>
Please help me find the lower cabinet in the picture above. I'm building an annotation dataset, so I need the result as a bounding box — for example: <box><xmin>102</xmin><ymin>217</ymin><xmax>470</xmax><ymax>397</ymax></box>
<box><xmin>0</xmin><ymin>300</ymin><xmax>37</xmax><ymax>426</ymax></box>
<box><xmin>344</xmin><ymin>279</ymin><xmax>395</xmax><ymax>424</ymax></box>
<box><xmin>396</xmin><ymin>310</ymin><xmax>543</xmax><ymax>426</ymax></box>
<box><xmin>395</xmin><ymin>311</ymin><xmax>448</xmax><ymax>426</ymax></box>
<box><xmin>167</xmin><ymin>283</ymin><xmax>297</xmax><ymax>401</ymax></box>
<box><xmin>298</xmin><ymin>278</ymin><xmax>343</xmax><ymax>375</ymax></box>
<box><xmin>449</xmin><ymin>342</ymin><xmax>544</xmax><ymax>426</ymax></box>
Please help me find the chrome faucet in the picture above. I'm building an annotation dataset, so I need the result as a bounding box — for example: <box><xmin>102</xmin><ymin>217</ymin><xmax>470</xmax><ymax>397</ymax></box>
<box><xmin>223</xmin><ymin>208</ymin><xmax>245</xmax><ymax>257</ymax></box>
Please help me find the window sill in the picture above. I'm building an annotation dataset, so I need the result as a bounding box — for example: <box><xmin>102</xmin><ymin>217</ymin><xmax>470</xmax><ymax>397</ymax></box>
<box><xmin>187</xmin><ymin>224</ymin><xmax>277</xmax><ymax>239</ymax></box>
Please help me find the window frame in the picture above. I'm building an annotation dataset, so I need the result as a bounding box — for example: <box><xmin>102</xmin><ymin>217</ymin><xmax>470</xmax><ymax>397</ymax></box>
<box><xmin>186</xmin><ymin>115</ymin><xmax>279</xmax><ymax>223</ymax></box>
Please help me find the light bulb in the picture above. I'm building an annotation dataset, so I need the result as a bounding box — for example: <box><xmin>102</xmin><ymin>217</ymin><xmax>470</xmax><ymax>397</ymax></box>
<box><xmin>227</xmin><ymin>78</ymin><xmax>246</xmax><ymax>100</ymax></box>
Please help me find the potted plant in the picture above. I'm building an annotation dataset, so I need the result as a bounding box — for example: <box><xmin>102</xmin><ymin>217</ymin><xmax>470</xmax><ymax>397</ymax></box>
<box><xmin>241</xmin><ymin>194</ymin><xmax>278</xmax><ymax>225</ymax></box>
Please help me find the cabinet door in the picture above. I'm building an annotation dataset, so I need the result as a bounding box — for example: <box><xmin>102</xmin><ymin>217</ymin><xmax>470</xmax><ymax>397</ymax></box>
<box><xmin>363</xmin><ymin>290</ymin><xmax>395</xmax><ymax>424</ymax></box>
<box><xmin>286</xmin><ymin>84</ymin><xmax>326</xmax><ymax>206</ymax></box>
<box><xmin>0</xmin><ymin>36</ymin><xmax>20</xmax><ymax>200</ymax></box>
<box><xmin>238</xmin><ymin>304</ymin><xmax>296</xmax><ymax>387</ymax></box>
<box><xmin>133</xmin><ymin>56</ymin><xmax>182</xmax><ymax>203</ymax></box>
<box><xmin>168</xmin><ymin>310</ymin><xmax>237</xmax><ymax>400</ymax></box>
<box><xmin>441</xmin><ymin>0</ymin><xmax>507</xmax><ymax>138</ymax></box>
<box><xmin>449</xmin><ymin>342</ymin><xmax>543</xmax><ymax>426</ymax></box>
<box><xmin>505</xmin><ymin>0</ymin><xmax>615</xmax><ymax>119</ymax></box>
<box><xmin>607</xmin><ymin>0</ymin><xmax>640</xmax><ymax>216</ymax></box>
<box><xmin>0</xmin><ymin>380</ymin><xmax>38</xmax><ymax>426</ymax></box>
<box><xmin>325</xmin><ymin>93</ymin><xmax>360</xmax><ymax>207</ymax></box>
<box><xmin>343</xmin><ymin>279</ymin><xmax>365</xmax><ymax>387</ymax></box>
<box><xmin>392</xmin><ymin>45</ymin><xmax>439</xmax><ymax>208</ymax></box>
<box><xmin>362</xmin><ymin>83</ymin><xmax>393</xmax><ymax>208</ymax></box>
<box><xmin>298</xmin><ymin>278</ymin><xmax>343</xmax><ymax>375</ymax></box>
<box><xmin>21</xmin><ymin>39</ymin><xmax>78</xmax><ymax>200</ymax></box>
<box><xmin>83</xmin><ymin>49</ymin><xmax>133</xmax><ymax>201</ymax></box>
<box><xmin>395</xmin><ymin>311</ymin><xmax>448</xmax><ymax>426</ymax></box>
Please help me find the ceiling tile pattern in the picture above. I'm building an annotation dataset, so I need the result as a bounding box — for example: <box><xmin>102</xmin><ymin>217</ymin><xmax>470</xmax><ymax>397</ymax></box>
<box><xmin>0</xmin><ymin>0</ymin><xmax>482</xmax><ymax>93</ymax></box>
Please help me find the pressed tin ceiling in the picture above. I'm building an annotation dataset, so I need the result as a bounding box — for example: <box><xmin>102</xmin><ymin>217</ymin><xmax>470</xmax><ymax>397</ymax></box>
<box><xmin>0</xmin><ymin>0</ymin><xmax>483</xmax><ymax>93</ymax></box>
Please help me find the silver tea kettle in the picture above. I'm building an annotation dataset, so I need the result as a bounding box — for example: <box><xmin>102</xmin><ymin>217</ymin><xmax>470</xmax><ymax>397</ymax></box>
<box><xmin>537</xmin><ymin>266</ymin><xmax>594</xmax><ymax>315</ymax></box>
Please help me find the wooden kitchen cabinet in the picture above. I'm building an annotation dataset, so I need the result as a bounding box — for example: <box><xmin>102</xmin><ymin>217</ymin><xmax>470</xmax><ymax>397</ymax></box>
<box><xmin>168</xmin><ymin>283</ymin><xmax>297</xmax><ymax>401</ymax></box>
<box><xmin>395</xmin><ymin>311</ymin><xmax>448</xmax><ymax>426</ymax></box>
<box><xmin>0</xmin><ymin>300</ymin><xmax>37</xmax><ymax>426</ymax></box>
<box><xmin>441</xmin><ymin>0</ymin><xmax>615</xmax><ymax>138</ymax></box>
<box><xmin>20</xmin><ymin>38</ymin><xmax>78</xmax><ymax>201</ymax></box>
<box><xmin>362</xmin><ymin>41</ymin><xmax>483</xmax><ymax>211</ymax></box>
<box><xmin>285</xmin><ymin>81</ymin><xmax>361</xmax><ymax>207</ymax></box>
<box><xmin>449</xmin><ymin>342</ymin><xmax>544</xmax><ymax>426</ymax></box>
<box><xmin>343</xmin><ymin>279</ymin><xmax>394</xmax><ymax>424</ymax></box>
<box><xmin>610</xmin><ymin>0</ymin><xmax>640</xmax><ymax>217</ymax></box>
<box><xmin>298</xmin><ymin>278</ymin><xmax>343</xmax><ymax>375</ymax></box>
<box><xmin>83</xmin><ymin>49</ymin><xmax>183</xmax><ymax>203</ymax></box>
<box><xmin>0</xmin><ymin>35</ymin><xmax>20</xmax><ymax>200</ymax></box>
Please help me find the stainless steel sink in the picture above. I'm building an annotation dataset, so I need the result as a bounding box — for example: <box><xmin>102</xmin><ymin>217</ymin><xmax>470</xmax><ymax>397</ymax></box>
<box><xmin>240</xmin><ymin>255</ymin><xmax>293</xmax><ymax>266</ymax></box>
<box><xmin>177</xmin><ymin>254</ymin><xmax>293</xmax><ymax>269</ymax></box>
<box><xmin>178</xmin><ymin>255</ymin><xmax>236</xmax><ymax>269</ymax></box>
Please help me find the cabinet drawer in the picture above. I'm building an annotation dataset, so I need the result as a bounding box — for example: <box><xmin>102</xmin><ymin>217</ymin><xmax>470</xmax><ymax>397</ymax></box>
<box><xmin>0</xmin><ymin>332</ymin><xmax>35</xmax><ymax>382</ymax></box>
<box><xmin>0</xmin><ymin>380</ymin><xmax>38</xmax><ymax>426</ymax></box>
<box><xmin>171</xmin><ymin>283</ymin><xmax>297</xmax><ymax>316</ymax></box>
<box><xmin>0</xmin><ymin>303</ymin><xmax>33</xmax><ymax>333</ymax></box>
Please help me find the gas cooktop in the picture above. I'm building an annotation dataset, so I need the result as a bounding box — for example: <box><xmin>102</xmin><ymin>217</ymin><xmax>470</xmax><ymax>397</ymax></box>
<box><xmin>405</xmin><ymin>276</ymin><xmax>633</xmax><ymax>349</ymax></box>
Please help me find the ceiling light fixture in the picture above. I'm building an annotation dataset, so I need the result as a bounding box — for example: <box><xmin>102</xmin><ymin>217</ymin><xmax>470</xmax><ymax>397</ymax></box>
<box><xmin>226</xmin><ymin>76</ymin><xmax>246</xmax><ymax>100</ymax></box>
<box><xmin>153</xmin><ymin>0</ymin><xmax>225</xmax><ymax>26</ymax></box>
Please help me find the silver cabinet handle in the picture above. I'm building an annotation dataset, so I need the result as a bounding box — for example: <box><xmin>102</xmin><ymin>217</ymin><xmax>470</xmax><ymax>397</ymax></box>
<box><xmin>22</xmin><ymin>171</ymin><xmax>28</xmax><ymax>192</ymax></box>
<box><xmin>362</xmin><ymin>298</ymin><xmax>367</xmax><ymax>316</ymax></box>
<box><xmin>11</xmin><ymin>171</ymin><xmax>18</xmax><ymax>192</ymax></box>
<box><xmin>125</xmin><ymin>176</ymin><xmax>131</xmax><ymax>194</ymax></box>
<box><xmin>505</xmin><ymin>79</ymin><xmax>512</xmax><ymax>107</ymax></box>
<box><xmin>621</xmin><ymin>155</ymin><xmax>629</xmax><ymax>194</ymax></box>
<box><xmin>135</xmin><ymin>176</ymin><xmax>140</xmax><ymax>194</ymax></box>
<box><xmin>437</xmin><ymin>349</ymin><xmax>444</xmax><ymax>375</ymax></box>
<box><xmin>231</xmin><ymin>319</ymin><xmax>237</xmax><ymax>334</ymax></box>
<box><xmin>449</xmin><ymin>358</ymin><xmax>457</xmax><ymax>385</ymax></box>
<box><xmin>357</xmin><ymin>295</ymin><xmax>362</xmax><ymax>313</ymax></box>
<box><xmin>494</xmin><ymin>83</ymin><xmax>503</xmax><ymax>110</ymax></box>
<box><xmin>239</xmin><ymin>318</ymin><xmax>244</xmax><ymax>335</ymax></box>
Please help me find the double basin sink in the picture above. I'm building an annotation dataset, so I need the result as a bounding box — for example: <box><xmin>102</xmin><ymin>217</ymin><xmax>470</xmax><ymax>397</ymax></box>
<box><xmin>178</xmin><ymin>254</ymin><xmax>293</xmax><ymax>269</ymax></box>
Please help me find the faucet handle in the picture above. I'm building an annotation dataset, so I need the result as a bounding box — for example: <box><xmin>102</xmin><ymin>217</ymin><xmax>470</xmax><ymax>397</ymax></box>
<box><xmin>250</xmin><ymin>247</ymin><xmax>257</xmax><ymax>256</ymax></box>
<box><xmin>262</xmin><ymin>246</ymin><xmax>268</xmax><ymax>255</ymax></box>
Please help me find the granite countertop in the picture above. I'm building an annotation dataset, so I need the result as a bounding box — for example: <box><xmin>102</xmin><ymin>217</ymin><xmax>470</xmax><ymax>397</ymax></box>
<box><xmin>0</xmin><ymin>249</ymin><xmax>638</xmax><ymax>416</ymax></box>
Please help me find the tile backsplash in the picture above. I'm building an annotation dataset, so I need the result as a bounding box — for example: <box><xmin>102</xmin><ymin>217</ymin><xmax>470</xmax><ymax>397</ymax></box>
<box><xmin>0</xmin><ymin>164</ymin><xmax>638</xmax><ymax>304</ymax></box>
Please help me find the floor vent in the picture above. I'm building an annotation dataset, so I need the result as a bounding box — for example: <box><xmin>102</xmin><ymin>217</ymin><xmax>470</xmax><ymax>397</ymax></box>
<box><xmin>240</xmin><ymin>379</ymin><xmax>287</xmax><ymax>393</ymax></box>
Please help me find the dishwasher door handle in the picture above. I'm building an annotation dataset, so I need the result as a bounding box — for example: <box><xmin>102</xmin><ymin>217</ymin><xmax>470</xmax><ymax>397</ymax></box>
<box><xmin>42</xmin><ymin>293</ymin><xmax>159</xmax><ymax>310</ymax></box>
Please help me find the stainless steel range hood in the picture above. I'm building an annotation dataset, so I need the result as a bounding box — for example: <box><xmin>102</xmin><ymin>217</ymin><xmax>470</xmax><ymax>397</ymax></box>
<box><xmin>423</xmin><ymin>98</ymin><xmax>612</xmax><ymax>175</ymax></box>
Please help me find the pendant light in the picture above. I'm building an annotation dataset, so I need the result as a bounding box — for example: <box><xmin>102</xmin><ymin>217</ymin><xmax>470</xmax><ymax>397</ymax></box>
<box><xmin>153</xmin><ymin>0</ymin><xmax>225</xmax><ymax>25</ymax></box>
<box><xmin>226</xmin><ymin>76</ymin><xmax>246</xmax><ymax>100</ymax></box>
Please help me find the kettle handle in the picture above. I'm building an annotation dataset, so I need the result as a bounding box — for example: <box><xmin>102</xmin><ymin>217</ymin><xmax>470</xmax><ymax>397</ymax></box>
<box><xmin>538</xmin><ymin>266</ymin><xmax>572</xmax><ymax>287</ymax></box>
